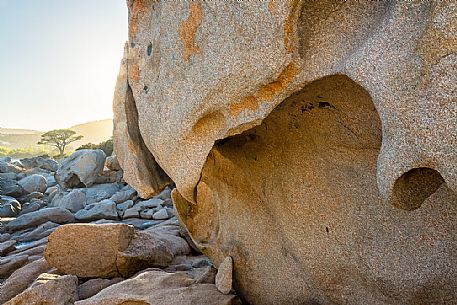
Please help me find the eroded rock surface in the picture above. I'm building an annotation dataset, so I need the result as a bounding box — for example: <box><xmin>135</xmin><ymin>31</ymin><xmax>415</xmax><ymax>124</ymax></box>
<box><xmin>114</xmin><ymin>1</ymin><xmax>457</xmax><ymax>305</ymax></box>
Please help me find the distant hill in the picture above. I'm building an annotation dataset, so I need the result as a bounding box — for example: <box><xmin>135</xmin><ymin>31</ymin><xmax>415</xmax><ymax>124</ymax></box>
<box><xmin>69</xmin><ymin>119</ymin><xmax>113</xmax><ymax>148</ymax></box>
<box><xmin>0</xmin><ymin>128</ymin><xmax>41</xmax><ymax>135</ymax></box>
<box><xmin>0</xmin><ymin>119</ymin><xmax>113</xmax><ymax>149</ymax></box>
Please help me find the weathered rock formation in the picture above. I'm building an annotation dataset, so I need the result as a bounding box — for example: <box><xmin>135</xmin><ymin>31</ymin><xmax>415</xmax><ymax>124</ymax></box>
<box><xmin>113</xmin><ymin>1</ymin><xmax>457</xmax><ymax>304</ymax></box>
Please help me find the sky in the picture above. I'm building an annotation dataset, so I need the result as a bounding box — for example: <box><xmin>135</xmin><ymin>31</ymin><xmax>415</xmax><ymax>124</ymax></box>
<box><xmin>0</xmin><ymin>0</ymin><xmax>128</xmax><ymax>131</ymax></box>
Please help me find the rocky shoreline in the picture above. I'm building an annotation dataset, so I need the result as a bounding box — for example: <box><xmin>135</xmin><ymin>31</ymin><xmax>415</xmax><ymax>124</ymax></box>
<box><xmin>0</xmin><ymin>151</ymin><xmax>240</xmax><ymax>304</ymax></box>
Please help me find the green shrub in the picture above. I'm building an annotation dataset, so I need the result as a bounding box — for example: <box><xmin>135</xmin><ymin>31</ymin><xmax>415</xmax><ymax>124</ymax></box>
<box><xmin>76</xmin><ymin>138</ymin><xmax>113</xmax><ymax>156</ymax></box>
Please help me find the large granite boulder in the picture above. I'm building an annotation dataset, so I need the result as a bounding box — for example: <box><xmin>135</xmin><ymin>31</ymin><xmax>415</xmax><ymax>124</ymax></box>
<box><xmin>44</xmin><ymin>223</ymin><xmax>188</xmax><ymax>278</ymax></box>
<box><xmin>55</xmin><ymin>149</ymin><xmax>106</xmax><ymax>188</ymax></box>
<box><xmin>113</xmin><ymin>1</ymin><xmax>457</xmax><ymax>305</ymax></box>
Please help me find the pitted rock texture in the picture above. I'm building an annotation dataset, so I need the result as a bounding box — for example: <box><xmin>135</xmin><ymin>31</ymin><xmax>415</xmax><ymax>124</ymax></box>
<box><xmin>114</xmin><ymin>1</ymin><xmax>457</xmax><ymax>304</ymax></box>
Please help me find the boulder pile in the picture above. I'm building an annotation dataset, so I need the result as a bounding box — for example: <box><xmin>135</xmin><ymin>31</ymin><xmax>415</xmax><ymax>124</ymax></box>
<box><xmin>0</xmin><ymin>151</ymin><xmax>240</xmax><ymax>304</ymax></box>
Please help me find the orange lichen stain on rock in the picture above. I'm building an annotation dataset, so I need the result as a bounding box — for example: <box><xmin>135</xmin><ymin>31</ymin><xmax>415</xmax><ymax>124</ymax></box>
<box><xmin>192</xmin><ymin>111</ymin><xmax>226</xmax><ymax>137</ymax></box>
<box><xmin>179</xmin><ymin>1</ymin><xmax>203</xmax><ymax>61</ymax></box>
<box><xmin>229</xmin><ymin>63</ymin><xmax>297</xmax><ymax>117</ymax></box>
<box><xmin>268</xmin><ymin>0</ymin><xmax>276</xmax><ymax>13</ymax></box>
<box><xmin>284</xmin><ymin>0</ymin><xmax>299</xmax><ymax>53</ymax></box>
<box><xmin>128</xmin><ymin>61</ymin><xmax>140</xmax><ymax>83</ymax></box>
<box><xmin>128</xmin><ymin>0</ymin><xmax>148</xmax><ymax>41</ymax></box>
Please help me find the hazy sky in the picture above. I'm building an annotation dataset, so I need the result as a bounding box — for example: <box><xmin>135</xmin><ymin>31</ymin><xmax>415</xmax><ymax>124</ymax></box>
<box><xmin>0</xmin><ymin>0</ymin><xmax>127</xmax><ymax>131</ymax></box>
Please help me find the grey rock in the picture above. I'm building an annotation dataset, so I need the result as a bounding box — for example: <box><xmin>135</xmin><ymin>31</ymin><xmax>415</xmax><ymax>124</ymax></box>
<box><xmin>18</xmin><ymin>174</ymin><xmax>47</xmax><ymax>194</ymax></box>
<box><xmin>19</xmin><ymin>156</ymin><xmax>58</xmax><ymax>172</ymax></box>
<box><xmin>18</xmin><ymin>200</ymin><xmax>45</xmax><ymax>216</ymax></box>
<box><xmin>152</xmin><ymin>208</ymin><xmax>169</xmax><ymax>220</ymax></box>
<box><xmin>0</xmin><ymin>161</ymin><xmax>22</xmax><ymax>174</ymax></box>
<box><xmin>139</xmin><ymin>208</ymin><xmax>154</xmax><ymax>220</ymax></box>
<box><xmin>15</xmin><ymin>222</ymin><xmax>59</xmax><ymax>242</ymax></box>
<box><xmin>55</xmin><ymin>149</ymin><xmax>106</xmax><ymax>188</ymax></box>
<box><xmin>0</xmin><ymin>172</ymin><xmax>17</xmax><ymax>180</ymax></box>
<box><xmin>116</xmin><ymin>199</ymin><xmax>134</xmax><ymax>216</ymax></box>
<box><xmin>121</xmin><ymin>218</ymin><xmax>161</xmax><ymax>230</ymax></box>
<box><xmin>82</xmin><ymin>183</ymin><xmax>122</xmax><ymax>205</ymax></box>
<box><xmin>17</xmin><ymin>191</ymin><xmax>43</xmax><ymax>204</ymax></box>
<box><xmin>5</xmin><ymin>208</ymin><xmax>75</xmax><ymax>232</ymax></box>
<box><xmin>216</xmin><ymin>257</ymin><xmax>233</xmax><ymax>295</ymax></box>
<box><xmin>0</xmin><ymin>240</ymin><xmax>16</xmax><ymax>256</ymax></box>
<box><xmin>50</xmin><ymin>189</ymin><xmax>86</xmax><ymax>213</ymax></box>
<box><xmin>78</xmin><ymin>278</ymin><xmax>124</xmax><ymax>300</ymax></box>
<box><xmin>105</xmin><ymin>154</ymin><xmax>122</xmax><ymax>171</ymax></box>
<box><xmin>44</xmin><ymin>175</ymin><xmax>57</xmax><ymax>188</ymax></box>
<box><xmin>75</xmin><ymin>199</ymin><xmax>118</xmax><ymax>221</ymax></box>
<box><xmin>0</xmin><ymin>255</ymin><xmax>29</xmax><ymax>278</ymax></box>
<box><xmin>0</xmin><ymin>177</ymin><xmax>23</xmax><ymax>197</ymax></box>
<box><xmin>157</xmin><ymin>187</ymin><xmax>172</xmax><ymax>200</ymax></box>
<box><xmin>138</xmin><ymin>197</ymin><xmax>163</xmax><ymax>209</ymax></box>
<box><xmin>122</xmin><ymin>206</ymin><xmax>141</xmax><ymax>219</ymax></box>
<box><xmin>0</xmin><ymin>233</ymin><xmax>11</xmax><ymax>243</ymax></box>
<box><xmin>0</xmin><ymin>195</ymin><xmax>21</xmax><ymax>217</ymax></box>
<box><xmin>0</xmin><ymin>156</ymin><xmax>12</xmax><ymax>163</ymax></box>
<box><xmin>110</xmin><ymin>186</ymin><xmax>137</xmax><ymax>204</ymax></box>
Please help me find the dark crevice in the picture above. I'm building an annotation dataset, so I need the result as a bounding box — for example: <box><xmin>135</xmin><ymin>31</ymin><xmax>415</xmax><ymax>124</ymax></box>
<box><xmin>124</xmin><ymin>83</ymin><xmax>172</xmax><ymax>193</ymax></box>
<box><xmin>392</xmin><ymin>167</ymin><xmax>445</xmax><ymax>211</ymax></box>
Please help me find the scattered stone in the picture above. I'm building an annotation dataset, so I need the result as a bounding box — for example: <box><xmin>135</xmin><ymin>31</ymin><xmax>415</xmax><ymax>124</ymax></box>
<box><xmin>110</xmin><ymin>186</ymin><xmax>137</xmax><ymax>204</ymax></box>
<box><xmin>5</xmin><ymin>208</ymin><xmax>75</xmax><ymax>232</ymax></box>
<box><xmin>0</xmin><ymin>178</ymin><xmax>23</xmax><ymax>197</ymax></box>
<box><xmin>138</xmin><ymin>197</ymin><xmax>163</xmax><ymax>209</ymax></box>
<box><xmin>50</xmin><ymin>189</ymin><xmax>86</xmax><ymax>213</ymax></box>
<box><xmin>156</xmin><ymin>187</ymin><xmax>172</xmax><ymax>200</ymax></box>
<box><xmin>20</xmin><ymin>156</ymin><xmax>58</xmax><ymax>172</ymax></box>
<box><xmin>0</xmin><ymin>233</ymin><xmax>11</xmax><ymax>243</ymax></box>
<box><xmin>55</xmin><ymin>149</ymin><xmax>106</xmax><ymax>188</ymax></box>
<box><xmin>74</xmin><ymin>269</ymin><xmax>241</xmax><ymax>305</ymax></box>
<box><xmin>4</xmin><ymin>273</ymin><xmax>78</xmax><ymax>305</ymax></box>
<box><xmin>0</xmin><ymin>172</ymin><xmax>17</xmax><ymax>180</ymax></box>
<box><xmin>78</xmin><ymin>278</ymin><xmax>124</xmax><ymax>300</ymax></box>
<box><xmin>0</xmin><ymin>258</ymin><xmax>51</xmax><ymax>304</ymax></box>
<box><xmin>0</xmin><ymin>161</ymin><xmax>22</xmax><ymax>174</ymax></box>
<box><xmin>152</xmin><ymin>208</ymin><xmax>169</xmax><ymax>220</ymax></box>
<box><xmin>105</xmin><ymin>154</ymin><xmax>121</xmax><ymax>171</ymax></box>
<box><xmin>120</xmin><ymin>218</ymin><xmax>160</xmax><ymax>230</ymax></box>
<box><xmin>0</xmin><ymin>195</ymin><xmax>21</xmax><ymax>217</ymax></box>
<box><xmin>8</xmin><ymin>237</ymin><xmax>48</xmax><ymax>256</ymax></box>
<box><xmin>17</xmin><ymin>174</ymin><xmax>47</xmax><ymax>194</ymax></box>
<box><xmin>216</xmin><ymin>257</ymin><xmax>233</xmax><ymax>295</ymax></box>
<box><xmin>15</xmin><ymin>221</ymin><xmax>59</xmax><ymax>242</ymax></box>
<box><xmin>18</xmin><ymin>199</ymin><xmax>44</xmax><ymax>216</ymax></box>
<box><xmin>139</xmin><ymin>208</ymin><xmax>154</xmax><ymax>219</ymax></box>
<box><xmin>0</xmin><ymin>255</ymin><xmax>28</xmax><ymax>278</ymax></box>
<box><xmin>83</xmin><ymin>183</ymin><xmax>121</xmax><ymax>204</ymax></box>
<box><xmin>116</xmin><ymin>199</ymin><xmax>134</xmax><ymax>217</ymax></box>
<box><xmin>0</xmin><ymin>240</ymin><xmax>16</xmax><ymax>256</ymax></box>
<box><xmin>122</xmin><ymin>205</ymin><xmax>141</xmax><ymax>219</ymax></box>
<box><xmin>75</xmin><ymin>199</ymin><xmax>118</xmax><ymax>221</ymax></box>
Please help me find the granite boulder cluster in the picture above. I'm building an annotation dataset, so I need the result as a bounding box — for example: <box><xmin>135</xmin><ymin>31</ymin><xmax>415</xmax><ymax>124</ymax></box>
<box><xmin>0</xmin><ymin>151</ymin><xmax>240</xmax><ymax>304</ymax></box>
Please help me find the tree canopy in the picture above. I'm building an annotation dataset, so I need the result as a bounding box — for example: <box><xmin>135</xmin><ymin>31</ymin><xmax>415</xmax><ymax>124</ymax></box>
<box><xmin>37</xmin><ymin>129</ymin><xmax>83</xmax><ymax>158</ymax></box>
